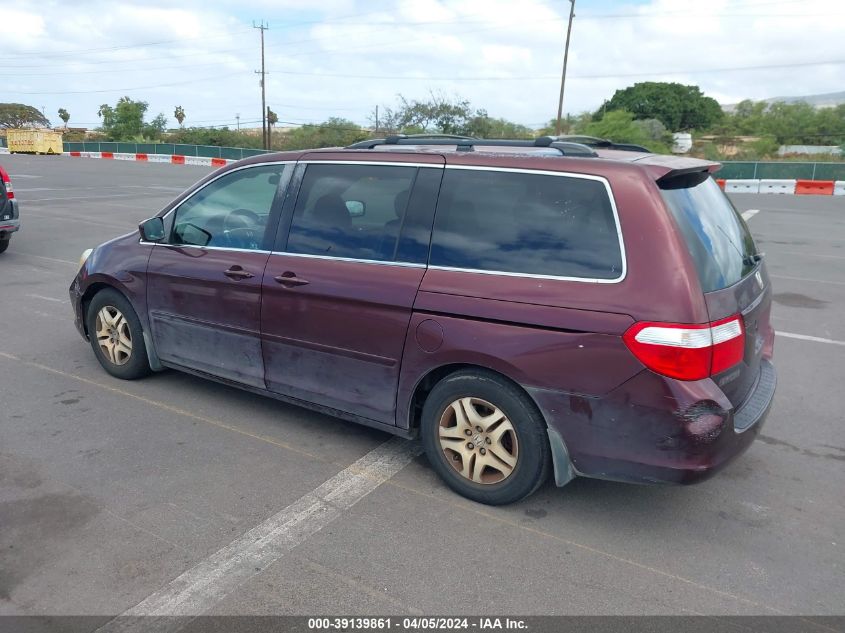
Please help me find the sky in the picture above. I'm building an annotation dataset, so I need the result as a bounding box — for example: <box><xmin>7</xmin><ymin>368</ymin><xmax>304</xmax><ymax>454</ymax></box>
<box><xmin>2</xmin><ymin>0</ymin><xmax>844</xmax><ymax>131</ymax></box>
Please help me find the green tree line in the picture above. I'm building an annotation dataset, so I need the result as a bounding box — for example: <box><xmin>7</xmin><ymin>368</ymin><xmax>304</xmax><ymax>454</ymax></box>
<box><xmin>2</xmin><ymin>83</ymin><xmax>843</xmax><ymax>159</ymax></box>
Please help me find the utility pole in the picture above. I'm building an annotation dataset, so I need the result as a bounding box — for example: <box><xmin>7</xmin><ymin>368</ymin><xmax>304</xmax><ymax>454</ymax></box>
<box><xmin>253</xmin><ymin>20</ymin><xmax>269</xmax><ymax>150</ymax></box>
<box><xmin>236</xmin><ymin>113</ymin><xmax>240</xmax><ymax>131</ymax></box>
<box><xmin>375</xmin><ymin>105</ymin><xmax>379</xmax><ymax>134</ymax></box>
<box><xmin>555</xmin><ymin>0</ymin><xmax>576</xmax><ymax>136</ymax></box>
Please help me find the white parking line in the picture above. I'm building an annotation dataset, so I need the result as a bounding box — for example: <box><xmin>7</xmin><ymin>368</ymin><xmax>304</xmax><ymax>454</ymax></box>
<box><xmin>26</xmin><ymin>294</ymin><xmax>68</xmax><ymax>304</ymax></box>
<box><xmin>741</xmin><ymin>209</ymin><xmax>759</xmax><ymax>221</ymax></box>
<box><xmin>778</xmin><ymin>331</ymin><xmax>845</xmax><ymax>347</ymax></box>
<box><xmin>771</xmin><ymin>274</ymin><xmax>845</xmax><ymax>287</ymax></box>
<box><xmin>96</xmin><ymin>437</ymin><xmax>420</xmax><ymax>632</ymax></box>
<box><xmin>23</xmin><ymin>193</ymin><xmax>150</xmax><ymax>203</ymax></box>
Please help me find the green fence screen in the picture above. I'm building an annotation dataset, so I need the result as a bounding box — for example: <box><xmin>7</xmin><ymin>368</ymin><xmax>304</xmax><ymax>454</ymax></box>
<box><xmin>63</xmin><ymin>141</ymin><xmax>270</xmax><ymax>160</ymax></box>
<box><xmin>718</xmin><ymin>161</ymin><xmax>845</xmax><ymax>181</ymax></box>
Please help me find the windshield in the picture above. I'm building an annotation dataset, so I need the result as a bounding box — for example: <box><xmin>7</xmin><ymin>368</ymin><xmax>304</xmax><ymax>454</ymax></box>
<box><xmin>661</xmin><ymin>177</ymin><xmax>757</xmax><ymax>293</ymax></box>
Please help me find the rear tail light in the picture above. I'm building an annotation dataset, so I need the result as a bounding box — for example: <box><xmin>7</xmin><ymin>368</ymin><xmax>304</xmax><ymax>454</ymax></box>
<box><xmin>1</xmin><ymin>170</ymin><xmax>12</xmax><ymax>199</ymax></box>
<box><xmin>623</xmin><ymin>315</ymin><xmax>745</xmax><ymax>381</ymax></box>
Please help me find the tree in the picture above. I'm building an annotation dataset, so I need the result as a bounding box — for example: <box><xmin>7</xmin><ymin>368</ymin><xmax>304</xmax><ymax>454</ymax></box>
<box><xmin>632</xmin><ymin>118</ymin><xmax>671</xmax><ymax>144</ymax></box>
<box><xmin>280</xmin><ymin>118</ymin><xmax>367</xmax><ymax>150</ymax></box>
<box><xmin>174</xmin><ymin>105</ymin><xmax>186</xmax><ymax>127</ymax></box>
<box><xmin>0</xmin><ymin>103</ymin><xmax>50</xmax><ymax>129</ymax></box>
<box><xmin>375</xmin><ymin>92</ymin><xmax>483</xmax><ymax>136</ymax></box>
<box><xmin>143</xmin><ymin>114</ymin><xmax>169</xmax><ymax>140</ymax></box>
<box><xmin>583</xmin><ymin>110</ymin><xmax>670</xmax><ymax>153</ymax></box>
<box><xmin>96</xmin><ymin>98</ymin><xmax>169</xmax><ymax>141</ymax></box>
<box><xmin>536</xmin><ymin>112</ymin><xmax>594</xmax><ymax>137</ymax></box>
<box><xmin>169</xmin><ymin>126</ymin><xmax>264</xmax><ymax>149</ymax></box>
<box><xmin>597</xmin><ymin>82</ymin><xmax>723</xmax><ymax>131</ymax></box>
<box><xmin>466</xmin><ymin>115</ymin><xmax>533</xmax><ymax>139</ymax></box>
<box><xmin>58</xmin><ymin>108</ymin><xmax>70</xmax><ymax>128</ymax></box>
<box><xmin>97</xmin><ymin>103</ymin><xmax>115</xmax><ymax>129</ymax></box>
<box><xmin>710</xmin><ymin>100</ymin><xmax>845</xmax><ymax>146</ymax></box>
<box><xmin>267</xmin><ymin>108</ymin><xmax>278</xmax><ymax>128</ymax></box>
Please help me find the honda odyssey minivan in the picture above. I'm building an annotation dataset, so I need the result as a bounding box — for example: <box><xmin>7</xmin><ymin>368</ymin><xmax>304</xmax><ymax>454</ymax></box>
<box><xmin>70</xmin><ymin>136</ymin><xmax>776</xmax><ymax>505</ymax></box>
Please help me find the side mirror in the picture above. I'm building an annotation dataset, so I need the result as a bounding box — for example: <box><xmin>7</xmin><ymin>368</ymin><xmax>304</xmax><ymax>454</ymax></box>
<box><xmin>345</xmin><ymin>200</ymin><xmax>365</xmax><ymax>217</ymax></box>
<box><xmin>139</xmin><ymin>217</ymin><xmax>165</xmax><ymax>242</ymax></box>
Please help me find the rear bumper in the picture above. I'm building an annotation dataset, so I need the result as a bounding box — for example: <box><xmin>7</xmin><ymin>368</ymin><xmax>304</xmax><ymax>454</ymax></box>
<box><xmin>531</xmin><ymin>359</ymin><xmax>777</xmax><ymax>486</ymax></box>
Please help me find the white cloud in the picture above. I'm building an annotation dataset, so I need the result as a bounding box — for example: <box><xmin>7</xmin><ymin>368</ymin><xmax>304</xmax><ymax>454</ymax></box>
<box><xmin>1</xmin><ymin>0</ymin><xmax>843</xmax><ymax>131</ymax></box>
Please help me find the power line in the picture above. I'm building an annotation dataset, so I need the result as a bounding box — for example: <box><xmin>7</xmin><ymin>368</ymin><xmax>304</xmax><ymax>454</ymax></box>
<box><xmin>0</xmin><ymin>27</ymin><xmax>253</xmax><ymax>61</ymax></box>
<box><xmin>5</xmin><ymin>71</ymin><xmax>244</xmax><ymax>95</ymax></box>
<box><xmin>261</xmin><ymin>59</ymin><xmax>845</xmax><ymax>81</ymax></box>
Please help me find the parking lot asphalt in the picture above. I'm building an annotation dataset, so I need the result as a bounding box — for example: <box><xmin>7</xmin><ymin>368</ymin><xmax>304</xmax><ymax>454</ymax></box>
<box><xmin>0</xmin><ymin>154</ymin><xmax>843</xmax><ymax>619</ymax></box>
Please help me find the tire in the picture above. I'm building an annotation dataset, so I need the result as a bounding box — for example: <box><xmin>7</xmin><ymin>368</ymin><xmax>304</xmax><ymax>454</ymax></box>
<box><xmin>0</xmin><ymin>238</ymin><xmax>9</xmax><ymax>254</ymax></box>
<box><xmin>86</xmin><ymin>288</ymin><xmax>152</xmax><ymax>380</ymax></box>
<box><xmin>421</xmin><ymin>369</ymin><xmax>552</xmax><ymax>505</ymax></box>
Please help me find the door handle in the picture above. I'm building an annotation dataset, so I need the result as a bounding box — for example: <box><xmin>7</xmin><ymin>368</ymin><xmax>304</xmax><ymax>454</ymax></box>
<box><xmin>274</xmin><ymin>272</ymin><xmax>309</xmax><ymax>287</ymax></box>
<box><xmin>223</xmin><ymin>266</ymin><xmax>254</xmax><ymax>280</ymax></box>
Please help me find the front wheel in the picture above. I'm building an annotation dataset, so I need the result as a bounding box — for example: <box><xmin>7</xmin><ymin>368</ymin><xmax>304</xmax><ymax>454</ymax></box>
<box><xmin>421</xmin><ymin>370</ymin><xmax>552</xmax><ymax>505</ymax></box>
<box><xmin>86</xmin><ymin>288</ymin><xmax>151</xmax><ymax>380</ymax></box>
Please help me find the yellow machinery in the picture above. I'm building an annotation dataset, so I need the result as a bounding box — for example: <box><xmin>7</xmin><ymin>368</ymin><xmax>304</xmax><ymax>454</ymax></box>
<box><xmin>7</xmin><ymin>129</ymin><xmax>63</xmax><ymax>155</ymax></box>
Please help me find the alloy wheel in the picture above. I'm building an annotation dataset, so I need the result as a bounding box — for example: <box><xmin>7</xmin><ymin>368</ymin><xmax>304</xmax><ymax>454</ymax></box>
<box><xmin>95</xmin><ymin>305</ymin><xmax>133</xmax><ymax>366</ymax></box>
<box><xmin>438</xmin><ymin>397</ymin><xmax>519</xmax><ymax>484</ymax></box>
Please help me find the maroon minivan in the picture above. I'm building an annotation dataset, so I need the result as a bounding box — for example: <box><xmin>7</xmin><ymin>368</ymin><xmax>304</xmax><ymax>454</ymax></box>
<box><xmin>70</xmin><ymin>137</ymin><xmax>776</xmax><ymax>505</ymax></box>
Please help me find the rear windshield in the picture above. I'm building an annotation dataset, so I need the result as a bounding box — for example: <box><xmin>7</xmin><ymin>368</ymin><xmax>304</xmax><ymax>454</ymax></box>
<box><xmin>661</xmin><ymin>177</ymin><xmax>757</xmax><ymax>293</ymax></box>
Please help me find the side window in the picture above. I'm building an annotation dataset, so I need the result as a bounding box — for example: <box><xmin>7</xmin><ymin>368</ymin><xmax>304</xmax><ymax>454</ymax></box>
<box><xmin>430</xmin><ymin>169</ymin><xmax>624</xmax><ymax>280</ymax></box>
<box><xmin>286</xmin><ymin>164</ymin><xmax>417</xmax><ymax>261</ymax></box>
<box><xmin>171</xmin><ymin>164</ymin><xmax>284</xmax><ymax>250</ymax></box>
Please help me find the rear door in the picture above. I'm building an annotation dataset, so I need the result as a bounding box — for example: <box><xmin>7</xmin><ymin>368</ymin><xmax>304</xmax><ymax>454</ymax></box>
<box><xmin>261</xmin><ymin>156</ymin><xmax>443</xmax><ymax>425</ymax></box>
<box><xmin>660</xmin><ymin>176</ymin><xmax>773</xmax><ymax>408</ymax></box>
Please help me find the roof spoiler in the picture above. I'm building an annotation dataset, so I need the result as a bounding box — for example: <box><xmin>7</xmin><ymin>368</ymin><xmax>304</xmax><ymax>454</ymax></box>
<box><xmin>656</xmin><ymin>166</ymin><xmax>718</xmax><ymax>190</ymax></box>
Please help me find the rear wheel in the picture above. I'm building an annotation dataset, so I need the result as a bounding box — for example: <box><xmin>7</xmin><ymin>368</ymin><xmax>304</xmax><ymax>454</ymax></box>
<box><xmin>421</xmin><ymin>370</ymin><xmax>551</xmax><ymax>505</ymax></box>
<box><xmin>0</xmin><ymin>238</ymin><xmax>9</xmax><ymax>254</ymax></box>
<box><xmin>86</xmin><ymin>288</ymin><xmax>151</xmax><ymax>380</ymax></box>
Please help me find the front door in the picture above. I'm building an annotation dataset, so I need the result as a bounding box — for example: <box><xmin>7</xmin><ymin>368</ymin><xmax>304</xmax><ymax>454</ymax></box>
<box><xmin>146</xmin><ymin>162</ymin><xmax>291</xmax><ymax>387</ymax></box>
<box><xmin>261</xmin><ymin>158</ymin><xmax>443</xmax><ymax>425</ymax></box>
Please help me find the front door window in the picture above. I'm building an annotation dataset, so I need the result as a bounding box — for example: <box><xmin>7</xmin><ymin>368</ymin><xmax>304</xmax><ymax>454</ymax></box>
<box><xmin>171</xmin><ymin>165</ymin><xmax>284</xmax><ymax>250</ymax></box>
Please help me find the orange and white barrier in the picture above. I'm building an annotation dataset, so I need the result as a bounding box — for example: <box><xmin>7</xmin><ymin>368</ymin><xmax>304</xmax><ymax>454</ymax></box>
<box><xmin>61</xmin><ymin>152</ymin><xmax>236</xmax><ymax>168</ymax></box>
<box><xmin>718</xmin><ymin>178</ymin><xmax>841</xmax><ymax>196</ymax></box>
<box><xmin>758</xmin><ymin>179</ymin><xmax>797</xmax><ymax>194</ymax></box>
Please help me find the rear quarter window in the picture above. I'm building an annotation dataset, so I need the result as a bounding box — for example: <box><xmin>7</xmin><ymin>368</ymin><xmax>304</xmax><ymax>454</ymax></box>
<box><xmin>430</xmin><ymin>169</ymin><xmax>624</xmax><ymax>280</ymax></box>
<box><xmin>660</xmin><ymin>177</ymin><xmax>757</xmax><ymax>293</ymax></box>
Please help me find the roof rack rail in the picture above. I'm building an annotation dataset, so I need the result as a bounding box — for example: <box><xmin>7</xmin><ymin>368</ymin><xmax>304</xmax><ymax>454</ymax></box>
<box><xmin>555</xmin><ymin>135</ymin><xmax>650</xmax><ymax>153</ymax></box>
<box><xmin>348</xmin><ymin>134</ymin><xmax>476</xmax><ymax>149</ymax></box>
<box><xmin>346</xmin><ymin>135</ymin><xmax>600</xmax><ymax>157</ymax></box>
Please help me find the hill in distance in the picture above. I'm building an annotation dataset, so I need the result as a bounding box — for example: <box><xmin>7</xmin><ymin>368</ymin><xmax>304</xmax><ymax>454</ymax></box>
<box><xmin>722</xmin><ymin>90</ymin><xmax>845</xmax><ymax>112</ymax></box>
